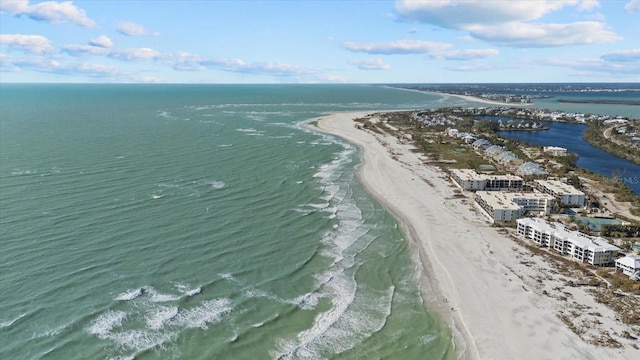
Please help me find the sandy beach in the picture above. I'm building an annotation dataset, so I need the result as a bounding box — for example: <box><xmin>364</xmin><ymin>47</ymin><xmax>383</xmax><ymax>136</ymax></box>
<box><xmin>307</xmin><ymin>111</ymin><xmax>638</xmax><ymax>360</ymax></box>
<box><xmin>440</xmin><ymin>92</ymin><xmax>533</xmax><ymax>107</ymax></box>
<box><xmin>391</xmin><ymin>86</ymin><xmax>533</xmax><ymax>107</ymax></box>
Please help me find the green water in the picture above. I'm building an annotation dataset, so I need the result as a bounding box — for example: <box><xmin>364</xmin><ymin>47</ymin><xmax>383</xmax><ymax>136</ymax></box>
<box><xmin>0</xmin><ymin>84</ymin><xmax>456</xmax><ymax>359</ymax></box>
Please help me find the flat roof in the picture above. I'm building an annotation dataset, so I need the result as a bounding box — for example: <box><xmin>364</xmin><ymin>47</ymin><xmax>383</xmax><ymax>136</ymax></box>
<box><xmin>451</xmin><ymin>168</ymin><xmax>523</xmax><ymax>182</ymax></box>
<box><xmin>517</xmin><ymin>217</ymin><xmax>620</xmax><ymax>252</ymax></box>
<box><xmin>477</xmin><ymin>191</ymin><xmax>553</xmax><ymax>210</ymax></box>
<box><xmin>615</xmin><ymin>255</ymin><xmax>640</xmax><ymax>269</ymax></box>
<box><xmin>534</xmin><ymin>179</ymin><xmax>585</xmax><ymax>196</ymax></box>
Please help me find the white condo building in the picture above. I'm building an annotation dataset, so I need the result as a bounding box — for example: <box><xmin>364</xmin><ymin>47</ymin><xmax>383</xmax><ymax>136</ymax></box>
<box><xmin>451</xmin><ymin>169</ymin><xmax>524</xmax><ymax>191</ymax></box>
<box><xmin>534</xmin><ymin>179</ymin><xmax>586</xmax><ymax>207</ymax></box>
<box><xmin>615</xmin><ymin>255</ymin><xmax>640</xmax><ymax>280</ymax></box>
<box><xmin>516</xmin><ymin>217</ymin><xmax>620</xmax><ymax>266</ymax></box>
<box><xmin>475</xmin><ymin>191</ymin><xmax>554</xmax><ymax>223</ymax></box>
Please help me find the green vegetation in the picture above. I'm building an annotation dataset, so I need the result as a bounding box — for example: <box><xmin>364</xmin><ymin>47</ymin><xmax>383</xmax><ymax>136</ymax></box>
<box><xmin>373</xmin><ymin>110</ymin><xmax>640</xmax><ymax>217</ymax></box>
<box><xmin>583</xmin><ymin>121</ymin><xmax>640</xmax><ymax>166</ymax></box>
<box><xmin>601</xmin><ymin>224</ymin><xmax>640</xmax><ymax>237</ymax></box>
<box><xmin>412</xmin><ymin>133</ymin><xmax>486</xmax><ymax>169</ymax></box>
<box><xmin>565</xmin><ymin>167</ymin><xmax>640</xmax><ymax>217</ymax></box>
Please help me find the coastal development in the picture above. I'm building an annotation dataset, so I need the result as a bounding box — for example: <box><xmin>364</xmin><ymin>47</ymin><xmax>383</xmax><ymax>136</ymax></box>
<box><xmin>309</xmin><ymin>96</ymin><xmax>640</xmax><ymax>360</ymax></box>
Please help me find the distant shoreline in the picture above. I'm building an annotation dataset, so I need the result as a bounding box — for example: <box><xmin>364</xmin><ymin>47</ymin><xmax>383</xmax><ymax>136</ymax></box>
<box><xmin>428</xmin><ymin>91</ymin><xmax>534</xmax><ymax>107</ymax></box>
<box><xmin>557</xmin><ymin>99</ymin><xmax>640</xmax><ymax>105</ymax></box>
<box><xmin>388</xmin><ymin>86</ymin><xmax>533</xmax><ymax>107</ymax></box>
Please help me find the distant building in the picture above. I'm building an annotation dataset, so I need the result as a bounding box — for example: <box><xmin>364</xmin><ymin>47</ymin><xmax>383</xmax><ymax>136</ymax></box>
<box><xmin>475</xmin><ymin>191</ymin><xmax>554</xmax><ymax>223</ymax></box>
<box><xmin>451</xmin><ymin>169</ymin><xmax>486</xmax><ymax>190</ymax></box>
<box><xmin>543</xmin><ymin>146</ymin><xmax>567</xmax><ymax>156</ymax></box>
<box><xmin>534</xmin><ymin>179</ymin><xmax>585</xmax><ymax>207</ymax></box>
<box><xmin>450</xmin><ymin>169</ymin><xmax>524</xmax><ymax>191</ymax></box>
<box><xmin>516</xmin><ymin>162</ymin><xmax>548</xmax><ymax>176</ymax></box>
<box><xmin>615</xmin><ymin>255</ymin><xmax>640</xmax><ymax>280</ymax></box>
<box><xmin>516</xmin><ymin>217</ymin><xmax>620</xmax><ymax>266</ymax></box>
<box><xmin>603</xmin><ymin>119</ymin><xmax>629</xmax><ymax>125</ymax></box>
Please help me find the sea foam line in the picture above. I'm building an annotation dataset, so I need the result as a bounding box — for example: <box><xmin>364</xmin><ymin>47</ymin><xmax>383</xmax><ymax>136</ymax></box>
<box><xmin>274</xmin><ymin>135</ymin><xmax>382</xmax><ymax>358</ymax></box>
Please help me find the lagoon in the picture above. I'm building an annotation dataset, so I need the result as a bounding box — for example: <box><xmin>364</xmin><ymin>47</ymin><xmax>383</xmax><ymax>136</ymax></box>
<box><xmin>499</xmin><ymin>121</ymin><xmax>640</xmax><ymax>195</ymax></box>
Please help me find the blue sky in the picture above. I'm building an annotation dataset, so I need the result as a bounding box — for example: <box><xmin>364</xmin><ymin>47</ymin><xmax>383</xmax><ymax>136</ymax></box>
<box><xmin>1</xmin><ymin>0</ymin><xmax>639</xmax><ymax>83</ymax></box>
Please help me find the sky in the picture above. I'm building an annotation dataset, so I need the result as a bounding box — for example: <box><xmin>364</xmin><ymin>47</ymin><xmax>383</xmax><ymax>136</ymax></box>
<box><xmin>1</xmin><ymin>0</ymin><xmax>639</xmax><ymax>83</ymax></box>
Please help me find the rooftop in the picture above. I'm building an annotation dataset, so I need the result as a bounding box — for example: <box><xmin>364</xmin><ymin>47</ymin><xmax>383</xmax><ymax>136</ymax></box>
<box><xmin>477</xmin><ymin>191</ymin><xmax>553</xmax><ymax>210</ymax></box>
<box><xmin>517</xmin><ymin>217</ymin><xmax>620</xmax><ymax>252</ymax></box>
<box><xmin>534</xmin><ymin>179</ymin><xmax>585</xmax><ymax>196</ymax></box>
<box><xmin>615</xmin><ymin>255</ymin><xmax>640</xmax><ymax>269</ymax></box>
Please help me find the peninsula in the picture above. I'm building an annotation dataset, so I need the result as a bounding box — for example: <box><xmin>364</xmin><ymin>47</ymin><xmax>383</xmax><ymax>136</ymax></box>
<box><xmin>308</xmin><ymin>111</ymin><xmax>639</xmax><ymax>360</ymax></box>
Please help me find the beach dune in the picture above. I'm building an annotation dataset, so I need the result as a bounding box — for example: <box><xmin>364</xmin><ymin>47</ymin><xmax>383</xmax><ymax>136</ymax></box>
<box><xmin>307</xmin><ymin>111</ymin><xmax>635</xmax><ymax>360</ymax></box>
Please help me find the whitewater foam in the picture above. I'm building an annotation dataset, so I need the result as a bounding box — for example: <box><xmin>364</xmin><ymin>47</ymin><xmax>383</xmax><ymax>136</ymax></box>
<box><xmin>87</xmin><ymin>310</ymin><xmax>127</xmax><ymax>338</ymax></box>
<box><xmin>115</xmin><ymin>288</ymin><xmax>143</xmax><ymax>301</ymax></box>
<box><xmin>173</xmin><ymin>298</ymin><xmax>232</xmax><ymax>330</ymax></box>
<box><xmin>145</xmin><ymin>287</ymin><xmax>181</xmax><ymax>302</ymax></box>
<box><xmin>209</xmin><ymin>180</ymin><xmax>225</xmax><ymax>190</ymax></box>
<box><xmin>145</xmin><ymin>306</ymin><xmax>179</xmax><ymax>330</ymax></box>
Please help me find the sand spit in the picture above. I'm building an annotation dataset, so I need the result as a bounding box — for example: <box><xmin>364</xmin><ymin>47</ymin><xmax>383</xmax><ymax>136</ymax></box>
<box><xmin>307</xmin><ymin>111</ymin><xmax>638</xmax><ymax>360</ymax></box>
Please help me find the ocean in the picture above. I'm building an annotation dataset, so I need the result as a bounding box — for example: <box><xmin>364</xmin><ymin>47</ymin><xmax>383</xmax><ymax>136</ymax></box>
<box><xmin>0</xmin><ymin>84</ymin><xmax>455</xmax><ymax>360</ymax></box>
<box><xmin>1</xmin><ymin>84</ymin><xmax>637</xmax><ymax>360</ymax></box>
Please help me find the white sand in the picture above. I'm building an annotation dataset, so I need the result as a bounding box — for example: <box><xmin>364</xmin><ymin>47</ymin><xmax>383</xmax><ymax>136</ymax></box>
<box><xmin>440</xmin><ymin>92</ymin><xmax>533</xmax><ymax>107</ymax></box>
<box><xmin>306</xmin><ymin>111</ymin><xmax>638</xmax><ymax>360</ymax></box>
<box><xmin>393</xmin><ymin>86</ymin><xmax>533</xmax><ymax>107</ymax></box>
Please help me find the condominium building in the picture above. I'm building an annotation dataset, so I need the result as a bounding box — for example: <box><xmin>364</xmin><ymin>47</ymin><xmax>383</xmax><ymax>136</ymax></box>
<box><xmin>516</xmin><ymin>217</ymin><xmax>620</xmax><ymax>266</ymax></box>
<box><xmin>450</xmin><ymin>169</ymin><xmax>524</xmax><ymax>191</ymax></box>
<box><xmin>615</xmin><ymin>255</ymin><xmax>640</xmax><ymax>280</ymax></box>
<box><xmin>450</xmin><ymin>169</ymin><xmax>486</xmax><ymax>190</ymax></box>
<box><xmin>475</xmin><ymin>191</ymin><xmax>554</xmax><ymax>223</ymax></box>
<box><xmin>534</xmin><ymin>179</ymin><xmax>586</xmax><ymax>207</ymax></box>
<box><xmin>485</xmin><ymin>174</ymin><xmax>524</xmax><ymax>191</ymax></box>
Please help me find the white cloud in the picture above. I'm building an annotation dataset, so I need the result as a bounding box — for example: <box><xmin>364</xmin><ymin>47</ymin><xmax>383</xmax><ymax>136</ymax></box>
<box><xmin>394</xmin><ymin>0</ymin><xmax>619</xmax><ymax>47</ymax></box>
<box><xmin>0</xmin><ymin>0</ymin><xmax>96</xmax><ymax>28</ymax></box>
<box><xmin>63</xmin><ymin>44</ymin><xmax>161</xmax><ymax>61</ymax></box>
<box><xmin>468</xmin><ymin>21</ymin><xmax>620</xmax><ymax>47</ymax></box>
<box><xmin>109</xmin><ymin>48</ymin><xmax>161</xmax><ymax>61</ymax></box>
<box><xmin>343</xmin><ymin>39</ymin><xmax>498</xmax><ymax>61</ymax></box>
<box><xmin>165</xmin><ymin>52</ymin><xmax>314</xmax><ymax>77</ymax></box>
<box><xmin>457</xmin><ymin>35</ymin><xmax>476</xmax><ymax>42</ymax></box>
<box><xmin>625</xmin><ymin>0</ymin><xmax>640</xmax><ymax>12</ymax></box>
<box><xmin>577</xmin><ymin>0</ymin><xmax>600</xmax><ymax>11</ymax></box>
<box><xmin>601</xmin><ymin>49</ymin><xmax>640</xmax><ymax>62</ymax></box>
<box><xmin>0</xmin><ymin>0</ymin><xmax>29</xmax><ymax>13</ymax></box>
<box><xmin>343</xmin><ymin>40</ymin><xmax>452</xmax><ymax>55</ymax></box>
<box><xmin>440</xmin><ymin>49</ymin><xmax>499</xmax><ymax>60</ymax></box>
<box><xmin>348</xmin><ymin>58</ymin><xmax>391</xmax><ymax>70</ymax></box>
<box><xmin>62</xmin><ymin>63</ymin><xmax>129</xmax><ymax>78</ymax></box>
<box><xmin>0</xmin><ymin>53</ymin><xmax>60</xmax><ymax>72</ymax></box>
<box><xmin>0</xmin><ymin>34</ymin><xmax>53</xmax><ymax>54</ymax></box>
<box><xmin>89</xmin><ymin>35</ymin><xmax>113</xmax><ymax>48</ymax></box>
<box><xmin>445</xmin><ymin>62</ymin><xmax>522</xmax><ymax>72</ymax></box>
<box><xmin>62</xmin><ymin>44</ymin><xmax>109</xmax><ymax>56</ymax></box>
<box><xmin>395</xmin><ymin>0</ymin><xmax>576</xmax><ymax>28</ymax></box>
<box><xmin>117</xmin><ymin>21</ymin><xmax>157</xmax><ymax>36</ymax></box>
<box><xmin>537</xmin><ymin>56</ymin><xmax>640</xmax><ymax>75</ymax></box>
<box><xmin>0</xmin><ymin>53</ymin><xmax>128</xmax><ymax>78</ymax></box>
<box><xmin>244</xmin><ymin>62</ymin><xmax>312</xmax><ymax>76</ymax></box>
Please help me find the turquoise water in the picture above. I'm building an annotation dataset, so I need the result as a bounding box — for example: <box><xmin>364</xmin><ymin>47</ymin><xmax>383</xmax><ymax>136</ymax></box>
<box><xmin>0</xmin><ymin>84</ymin><xmax>457</xmax><ymax>360</ymax></box>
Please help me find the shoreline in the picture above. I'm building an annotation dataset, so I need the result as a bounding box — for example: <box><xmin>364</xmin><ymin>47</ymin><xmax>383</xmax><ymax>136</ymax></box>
<box><xmin>439</xmin><ymin>92</ymin><xmax>534</xmax><ymax>107</ymax></box>
<box><xmin>306</xmin><ymin>111</ymin><xmax>637</xmax><ymax>360</ymax></box>
<box><xmin>388</xmin><ymin>86</ymin><xmax>533</xmax><ymax>107</ymax></box>
<box><xmin>305</xmin><ymin>112</ymin><xmax>477</xmax><ymax>359</ymax></box>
